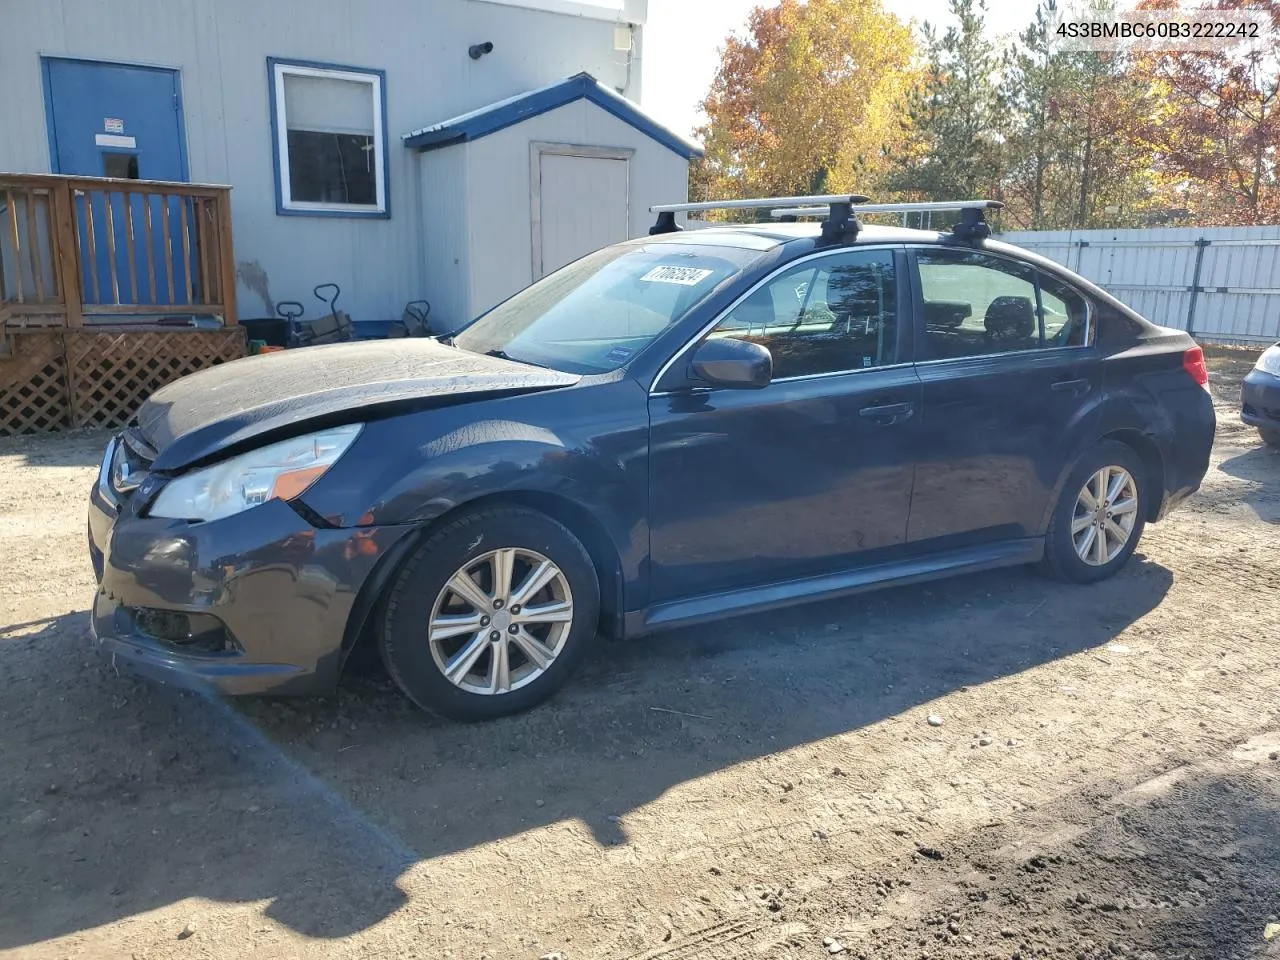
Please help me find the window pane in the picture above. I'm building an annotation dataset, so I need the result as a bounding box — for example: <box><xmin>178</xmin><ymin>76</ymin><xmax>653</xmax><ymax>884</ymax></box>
<box><xmin>286</xmin><ymin>130</ymin><xmax>376</xmax><ymax>205</ymax></box>
<box><xmin>284</xmin><ymin>74</ymin><xmax>374</xmax><ymax>135</ymax></box>
<box><xmin>712</xmin><ymin>250</ymin><xmax>897</xmax><ymax>379</ymax></box>
<box><xmin>1039</xmin><ymin>272</ymin><xmax>1090</xmax><ymax>347</ymax></box>
<box><xmin>917</xmin><ymin>251</ymin><xmax>1039</xmax><ymax>359</ymax></box>
<box><xmin>281</xmin><ymin>71</ymin><xmax>379</xmax><ymax>207</ymax></box>
<box><xmin>102</xmin><ymin>153</ymin><xmax>139</xmax><ymax>179</ymax></box>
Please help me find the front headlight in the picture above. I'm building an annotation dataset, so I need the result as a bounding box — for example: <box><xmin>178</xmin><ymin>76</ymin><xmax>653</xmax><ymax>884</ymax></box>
<box><xmin>149</xmin><ymin>424</ymin><xmax>362</xmax><ymax>521</ymax></box>
<box><xmin>1256</xmin><ymin>344</ymin><xmax>1280</xmax><ymax>376</ymax></box>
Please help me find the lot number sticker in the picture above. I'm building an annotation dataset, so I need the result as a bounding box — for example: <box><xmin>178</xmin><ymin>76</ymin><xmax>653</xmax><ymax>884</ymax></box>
<box><xmin>640</xmin><ymin>265</ymin><xmax>714</xmax><ymax>286</ymax></box>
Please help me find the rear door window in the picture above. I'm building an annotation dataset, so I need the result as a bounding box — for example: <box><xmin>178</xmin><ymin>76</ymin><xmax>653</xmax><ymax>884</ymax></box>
<box><xmin>915</xmin><ymin>249</ymin><xmax>1092</xmax><ymax>359</ymax></box>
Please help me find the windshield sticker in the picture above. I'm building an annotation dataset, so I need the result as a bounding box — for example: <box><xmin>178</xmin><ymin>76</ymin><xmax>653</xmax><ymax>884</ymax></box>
<box><xmin>640</xmin><ymin>265</ymin><xmax>715</xmax><ymax>286</ymax></box>
<box><xmin>606</xmin><ymin>346</ymin><xmax>634</xmax><ymax>363</ymax></box>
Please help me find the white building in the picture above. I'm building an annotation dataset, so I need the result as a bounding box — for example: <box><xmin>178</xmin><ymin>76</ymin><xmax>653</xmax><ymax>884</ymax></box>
<box><xmin>0</xmin><ymin>0</ymin><xmax>700</xmax><ymax>332</ymax></box>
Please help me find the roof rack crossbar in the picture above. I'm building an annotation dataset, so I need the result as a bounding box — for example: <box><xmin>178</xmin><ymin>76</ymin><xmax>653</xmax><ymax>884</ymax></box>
<box><xmin>771</xmin><ymin>199</ymin><xmax>1004</xmax><ymax>242</ymax></box>
<box><xmin>648</xmin><ymin>193</ymin><xmax>871</xmax><ymax>237</ymax></box>
<box><xmin>650</xmin><ymin>194</ymin><xmax>871</xmax><ymax>215</ymax></box>
<box><xmin>771</xmin><ymin>200</ymin><xmax>1004</xmax><ymax>217</ymax></box>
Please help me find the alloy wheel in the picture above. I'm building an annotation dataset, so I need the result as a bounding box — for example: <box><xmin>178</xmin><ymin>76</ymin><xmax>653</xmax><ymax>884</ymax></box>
<box><xmin>427</xmin><ymin>548</ymin><xmax>574</xmax><ymax>695</ymax></box>
<box><xmin>1071</xmin><ymin>465</ymin><xmax>1139</xmax><ymax>566</ymax></box>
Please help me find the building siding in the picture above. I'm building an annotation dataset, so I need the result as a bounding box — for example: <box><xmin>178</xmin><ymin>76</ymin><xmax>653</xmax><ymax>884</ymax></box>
<box><xmin>418</xmin><ymin>143</ymin><xmax>473</xmax><ymax>329</ymax></box>
<box><xmin>455</xmin><ymin>99</ymin><xmax>689</xmax><ymax>326</ymax></box>
<box><xmin>2</xmin><ymin>0</ymin><xmax>644</xmax><ymax>325</ymax></box>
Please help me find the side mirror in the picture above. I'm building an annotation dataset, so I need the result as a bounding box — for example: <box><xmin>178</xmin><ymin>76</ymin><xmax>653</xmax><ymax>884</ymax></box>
<box><xmin>690</xmin><ymin>337</ymin><xmax>773</xmax><ymax>389</ymax></box>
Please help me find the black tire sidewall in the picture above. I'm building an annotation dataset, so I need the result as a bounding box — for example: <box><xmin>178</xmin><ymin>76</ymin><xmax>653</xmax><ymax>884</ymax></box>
<box><xmin>380</xmin><ymin>507</ymin><xmax>600</xmax><ymax>721</ymax></box>
<box><xmin>1045</xmin><ymin>441</ymin><xmax>1148</xmax><ymax>584</ymax></box>
<box><xmin>1259</xmin><ymin>427</ymin><xmax>1280</xmax><ymax>449</ymax></box>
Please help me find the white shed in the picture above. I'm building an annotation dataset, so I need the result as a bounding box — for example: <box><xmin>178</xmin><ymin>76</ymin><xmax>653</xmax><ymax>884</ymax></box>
<box><xmin>405</xmin><ymin>72</ymin><xmax>702</xmax><ymax>332</ymax></box>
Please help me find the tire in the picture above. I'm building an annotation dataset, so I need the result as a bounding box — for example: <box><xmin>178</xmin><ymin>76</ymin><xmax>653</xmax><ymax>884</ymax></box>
<box><xmin>379</xmin><ymin>506</ymin><xmax>600</xmax><ymax>721</ymax></box>
<box><xmin>1042</xmin><ymin>440</ymin><xmax>1148</xmax><ymax>584</ymax></box>
<box><xmin>1259</xmin><ymin>427</ymin><xmax>1280</xmax><ymax>449</ymax></box>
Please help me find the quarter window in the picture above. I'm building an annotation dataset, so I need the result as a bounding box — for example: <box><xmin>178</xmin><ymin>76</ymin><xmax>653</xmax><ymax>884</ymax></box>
<box><xmin>269</xmin><ymin>60</ymin><xmax>388</xmax><ymax>217</ymax></box>
<box><xmin>917</xmin><ymin>249</ymin><xmax>1091</xmax><ymax>359</ymax></box>
<box><xmin>710</xmin><ymin>250</ymin><xmax>898</xmax><ymax>379</ymax></box>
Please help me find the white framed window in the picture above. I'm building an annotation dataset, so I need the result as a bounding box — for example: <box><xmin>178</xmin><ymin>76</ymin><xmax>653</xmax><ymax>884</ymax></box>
<box><xmin>268</xmin><ymin>59</ymin><xmax>388</xmax><ymax>218</ymax></box>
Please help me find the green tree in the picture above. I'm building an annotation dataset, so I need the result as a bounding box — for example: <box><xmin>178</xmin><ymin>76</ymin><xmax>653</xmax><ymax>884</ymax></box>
<box><xmin>891</xmin><ymin>0</ymin><xmax>1006</xmax><ymax>204</ymax></box>
<box><xmin>1000</xmin><ymin>0</ymin><xmax>1067</xmax><ymax>228</ymax></box>
<box><xmin>1000</xmin><ymin>0</ymin><xmax>1159</xmax><ymax>229</ymax></box>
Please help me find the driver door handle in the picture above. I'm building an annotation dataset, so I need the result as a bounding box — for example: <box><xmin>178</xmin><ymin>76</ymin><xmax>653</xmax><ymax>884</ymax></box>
<box><xmin>859</xmin><ymin>401</ymin><xmax>914</xmax><ymax>425</ymax></box>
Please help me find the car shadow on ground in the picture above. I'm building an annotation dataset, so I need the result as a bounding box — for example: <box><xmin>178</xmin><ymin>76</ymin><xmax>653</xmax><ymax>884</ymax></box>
<box><xmin>1217</xmin><ymin>445</ymin><xmax>1280</xmax><ymax>523</ymax></box>
<box><xmin>0</xmin><ymin>556</ymin><xmax>1174</xmax><ymax>948</ymax></box>
<box><xmin>830</xmin><ymin>741</ymin><xmax>1280</xmax><ymax>958</ymax></box>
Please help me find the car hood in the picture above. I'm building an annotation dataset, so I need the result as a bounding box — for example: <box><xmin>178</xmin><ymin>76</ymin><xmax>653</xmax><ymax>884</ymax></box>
<box><xmin>135</xmin><ymin>339</ymin><xmax>580</xmax><ymax>471</ymax></box>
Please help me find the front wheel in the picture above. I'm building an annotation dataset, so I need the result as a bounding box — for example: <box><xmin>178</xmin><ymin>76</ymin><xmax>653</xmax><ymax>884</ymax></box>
<box><xmin>379</xmin><ymin>506</ymin><xmax>600</xmax><ymax>721</ymax></box>
<box><xmin>1259</xmin><ymin>427</ymin><xmax>1280</xmax><ymax>449</ymax></box>
<box><xmin>1042</xmin><ymin>441</ymin><xmax>1147</xmax><ymax>584</ymax></box>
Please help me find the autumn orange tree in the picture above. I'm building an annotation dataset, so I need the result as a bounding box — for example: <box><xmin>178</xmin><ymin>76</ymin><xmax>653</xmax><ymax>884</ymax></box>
<box><xmin>693</xmin><ymin>0</ymin><xmax>918</xmax><ymax>204</ymax></box>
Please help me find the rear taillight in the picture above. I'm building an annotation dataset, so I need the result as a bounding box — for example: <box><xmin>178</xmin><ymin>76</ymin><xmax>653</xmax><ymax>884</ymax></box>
<box><xmin>1183</xmin><ymin>346</ymin><xmax>1209</xmax><ymax>388</ymax></box>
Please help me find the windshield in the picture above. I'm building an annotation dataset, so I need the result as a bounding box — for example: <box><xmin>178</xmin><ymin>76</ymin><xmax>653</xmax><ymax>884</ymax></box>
<box><xmin>453</xmin><ymin>243</ymin><xmax>761</xmax><ymax>374</ymax></box>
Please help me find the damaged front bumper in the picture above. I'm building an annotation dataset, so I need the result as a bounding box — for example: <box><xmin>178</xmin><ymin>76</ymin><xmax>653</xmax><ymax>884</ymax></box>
<box><xmin>88</xmin><ymin>438</ymin><xmax>415</xmax><ymax>696</ymax></box>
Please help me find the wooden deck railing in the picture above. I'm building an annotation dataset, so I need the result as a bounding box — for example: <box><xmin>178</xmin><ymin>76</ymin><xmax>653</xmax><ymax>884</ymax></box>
<box><xmin>0</xmin><ymin>173</ymin><xmax>237</xmax><ymax>328</ymax></box>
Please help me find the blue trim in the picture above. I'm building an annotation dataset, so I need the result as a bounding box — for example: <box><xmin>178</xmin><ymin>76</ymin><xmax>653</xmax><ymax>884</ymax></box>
<box><xmin>403</xmin><ymin>72</ymin><xmax>704</xmax><ymax>160</ymax></box>
<box><xmin>40</xmin><ymin>58</ymin><xmax>58</xmax><ymax>172</ymax></box>
<box><xmin>40</xmin><ymin>56</ymin><xmax>191</xmax><ymax>181</ymax></box>
<box><xmin>267</xmin><ymin>57</ymin><xmax>391</xmax><ymax>220</ymax></box>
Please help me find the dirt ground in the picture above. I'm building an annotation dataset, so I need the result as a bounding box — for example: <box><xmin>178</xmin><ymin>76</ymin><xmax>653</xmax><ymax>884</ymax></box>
<box><xmin>1</xmin><ymin>351</ymin><xmax>1277</xmax><ymax>960</ymax></box>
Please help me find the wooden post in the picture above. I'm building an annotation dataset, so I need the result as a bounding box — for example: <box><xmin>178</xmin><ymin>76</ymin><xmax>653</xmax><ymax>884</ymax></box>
<box><xmin>83</xmin><ymin>190</ymin><xmax>100</xmax><ymax>304</ymax></box>
<box><xmin>124</xmin><ymin>191</ymin><xmax>139</xmax><ymax>304</ymax></box>
<box><xmin>6</xmin><ymin>188</ymin><xmax>24</xmax><ymax>302</ymax></box>
<box><xmin>103</xmin><ymin>192</ymin><xmax>121</xmax><ymax>305</ymax></box>
<box><xmin>178</xmin><ymin>196</ymin><xmax>193</xmax><ymax>306</ymax></box>
<box><xmin>24</xmin><ymin>189</ymin><xmax>45</xmax><ymax>302</ymax></box>
<box><xmin>160</xmin><ymin>197</ymin><xmax>175</xmax><ymax>304</ymax></box>
<box><xmin>50</xmin><ymin>181</ymin><xmax>83</xmax><ymax>327</ymax></box>
<box><xmin>215</xmin><ymin>188</ymin><xmax>238</xmax><ymax>325</ymax></box>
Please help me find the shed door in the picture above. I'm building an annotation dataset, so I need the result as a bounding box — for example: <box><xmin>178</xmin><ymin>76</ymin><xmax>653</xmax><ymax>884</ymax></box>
<box><xmin>535</xmin><ymin>153</ymin><xmax>629</xmax><ymax>279</ymax></box>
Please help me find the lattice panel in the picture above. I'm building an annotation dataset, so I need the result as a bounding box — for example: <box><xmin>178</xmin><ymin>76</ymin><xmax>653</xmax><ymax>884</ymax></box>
<box><xmin>65</xmin><ymin>329</ymin><xmax>247</xmax><ymax>429</ymax></box>
<box><xmin>0</xmin><ymin>333</ymin><xmax>71</xmax><ymax>434</ymax></box>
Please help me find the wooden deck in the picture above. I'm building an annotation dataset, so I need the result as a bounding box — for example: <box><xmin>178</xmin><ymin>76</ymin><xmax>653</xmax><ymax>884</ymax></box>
<box><xmin>0</xmin><ymin>173</ymin><xmax>246</xmax><ymax>434</ymax></box>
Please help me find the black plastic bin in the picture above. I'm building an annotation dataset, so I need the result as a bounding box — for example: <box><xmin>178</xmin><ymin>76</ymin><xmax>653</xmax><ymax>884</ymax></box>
<box><xmin>240</xmin><ymin>317</ymin><xmax>291</xmax><ymax>347</ymax></box>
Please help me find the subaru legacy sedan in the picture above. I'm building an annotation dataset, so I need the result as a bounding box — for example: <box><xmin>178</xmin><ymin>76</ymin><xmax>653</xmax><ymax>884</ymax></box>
<box><xmin>88</xmin><ymin>199</ymin><xmax>1215</xmax><ymax>721</ymax></box>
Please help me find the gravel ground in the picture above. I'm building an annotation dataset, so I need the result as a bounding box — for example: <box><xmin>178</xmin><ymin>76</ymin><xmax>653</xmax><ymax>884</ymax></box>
<box><xmin>0</xmin><ymin>350</ymin><xmax>1277</xmax><ymax>960</ymax></box>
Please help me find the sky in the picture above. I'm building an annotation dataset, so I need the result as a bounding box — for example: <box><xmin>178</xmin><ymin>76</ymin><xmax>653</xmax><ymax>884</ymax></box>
<box><xmin>640</xmin><ymin>0</ymin><xmax>1049</xmax><ymax>140</ymax></box>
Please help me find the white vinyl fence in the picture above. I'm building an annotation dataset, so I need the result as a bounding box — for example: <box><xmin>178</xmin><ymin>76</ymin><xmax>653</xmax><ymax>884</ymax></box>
<box><xmin>999</xmin><ymin>226</ymin><xmax>1280</xmax><ymax>345</ymax></box>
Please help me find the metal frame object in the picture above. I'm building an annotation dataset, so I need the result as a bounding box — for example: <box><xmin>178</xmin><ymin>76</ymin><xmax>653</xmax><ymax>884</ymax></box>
<box><xmin>649</xmin><ymin>196</ymin><xmax>1003</xmax><ymax>243</ymax></box>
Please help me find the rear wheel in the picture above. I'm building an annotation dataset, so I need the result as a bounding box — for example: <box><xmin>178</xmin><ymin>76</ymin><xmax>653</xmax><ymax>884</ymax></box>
<box><xmin>1259</xmin><ymin>427</ymin><xmax>1280</xmax><ymax>449</ymax></box>
<box><xmin>1042</xmin><ymin>441</ymin><xmax>1147</xmax><ymax>584</ymax></box>
<box><xmin>379</xmin><ymin>506</ymin><xmax>600</xmax><ymax>721</ymax></box>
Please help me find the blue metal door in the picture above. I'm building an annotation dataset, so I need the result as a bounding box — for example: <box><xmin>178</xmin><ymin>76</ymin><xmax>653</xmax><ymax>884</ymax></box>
<box><xmin>42</xmin><ymin>58</ymin><xmax>192</xmax><ymax>306</ymax></box>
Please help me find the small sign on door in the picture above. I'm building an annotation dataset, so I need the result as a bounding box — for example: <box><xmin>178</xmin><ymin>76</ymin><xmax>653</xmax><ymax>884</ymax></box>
<box><xmin>95</xmin><ymin>134</ymin><xmax>137</xmax><ymax>149</ymax></box>
<box><xmin>103</xmin><ymin>117</ymin><xmax>125</xmax><ymax>134</ymax></box>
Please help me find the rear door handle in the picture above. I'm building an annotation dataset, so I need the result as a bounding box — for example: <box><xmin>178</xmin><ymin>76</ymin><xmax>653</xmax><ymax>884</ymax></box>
<box><xmin>859</xmin><ymin>401</ymin><xmax>914</xmax><ymax>424</ymax></box>
<box><xmin>1051</xmin><ymin>378</ymin><xmax>1090</xmax><ymax>395</ymax></box>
